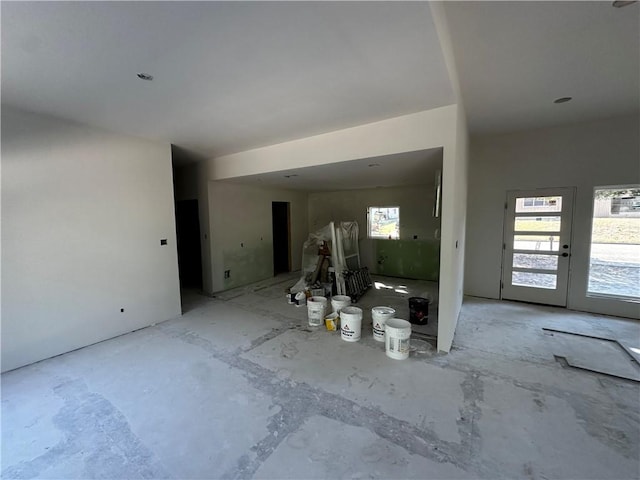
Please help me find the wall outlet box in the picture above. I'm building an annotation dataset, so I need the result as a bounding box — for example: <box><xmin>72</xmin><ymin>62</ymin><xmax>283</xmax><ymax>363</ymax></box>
<box><xmin>224</xmin><ymin>270</ymin><xmax>230</xmax><ymax>279</ymax></box>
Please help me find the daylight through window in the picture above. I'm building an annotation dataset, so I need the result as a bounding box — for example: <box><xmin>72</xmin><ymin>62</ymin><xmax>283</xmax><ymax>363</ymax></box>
<box><xmin>587</xmin><ymin>185</ymin><xmax>640</xmax><ymax>300</ymax></box>
<box><xmin>368</xmin><ymin>207</ymin><xmax>400</xmax><ymax>239</ymax></box>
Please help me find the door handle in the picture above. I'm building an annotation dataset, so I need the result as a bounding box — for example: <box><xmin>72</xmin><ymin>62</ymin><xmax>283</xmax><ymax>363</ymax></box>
<box><xmin>561</xmin><ymin>252</ymin><xmax>569</xmax><ymax>257</ymax></box>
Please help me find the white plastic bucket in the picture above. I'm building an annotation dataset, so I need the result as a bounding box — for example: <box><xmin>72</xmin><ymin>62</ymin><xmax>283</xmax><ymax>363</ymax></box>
<box><xmin>307</xmin><ymin>296</ymin><xmax>327</xmax><ymax>327</ymax></box>
<box><xmin>331</xmin><ymin>295</ymin><xmax>351</xmax><ymax>314</ymax></box>
<box><xmin>371</xmin><ymin>306</ymin><xmax>396</xmax><ymax>342</ymax></box>
<box><xmin>385</xmin><ymin>318</ymin><xmax>411</xmax><ymax>360</ymax></box>
<box><xmin>340</xmin><ymin>306</ymin><xmax>363</xmax><ymax>342</ymax></box>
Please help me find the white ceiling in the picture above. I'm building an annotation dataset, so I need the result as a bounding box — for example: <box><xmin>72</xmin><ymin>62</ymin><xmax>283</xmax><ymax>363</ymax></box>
<box><xmin>3</xmin><ymin>1</ymin><xmax>637</xmax><ymax>191</ymax></box>
<box><xmin>223</xmin><ymin>148</ymin><xmax>443</xmax><ymax>192</ymax></box>
<box><xmin>1</xmin><ymin>1</ymin><xmax>454</xmax><ymax>157</ymax></box>
<box><xmin>444</xmin><ymin>1</ymin><xmax>640</xmax><ymax>134</ymax></box>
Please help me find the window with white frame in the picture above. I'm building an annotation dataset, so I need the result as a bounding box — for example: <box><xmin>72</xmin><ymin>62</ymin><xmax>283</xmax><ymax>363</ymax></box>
<box><xmin>368</xmin><ymin>206</ymin><xmax>400</xmax><ymax>239</ymax></box>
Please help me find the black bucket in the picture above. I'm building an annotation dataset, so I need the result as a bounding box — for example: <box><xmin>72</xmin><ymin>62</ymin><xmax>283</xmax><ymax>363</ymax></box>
<box><xmin>409</xmin><ymin>297</ymin><xmax>430</xmax><ymax>325</ymax></box>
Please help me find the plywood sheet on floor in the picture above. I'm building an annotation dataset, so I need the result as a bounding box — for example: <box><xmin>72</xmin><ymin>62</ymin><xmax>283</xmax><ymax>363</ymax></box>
<box><xmin>545</xmin><ymin>331</ymin><xmax>640</xmax><ymax>381</ymax></box>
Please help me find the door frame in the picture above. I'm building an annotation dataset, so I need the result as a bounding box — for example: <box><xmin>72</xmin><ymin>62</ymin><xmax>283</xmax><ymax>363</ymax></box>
<box><xmin>500</xmin><ymin>187</ymin><xmax>576</xmax><ymax>306</ymax></box>
<box><xmin>272</xmin><ymin>201</ymin><xmax>291</xmax><ymax>275</ymax></box>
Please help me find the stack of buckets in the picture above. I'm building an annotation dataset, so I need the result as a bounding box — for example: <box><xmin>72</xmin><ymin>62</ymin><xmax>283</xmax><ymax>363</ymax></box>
<box><xmin>307</xmin><ymin>295</ymin><xmax>412</xmax><ymax>360</ymax></box>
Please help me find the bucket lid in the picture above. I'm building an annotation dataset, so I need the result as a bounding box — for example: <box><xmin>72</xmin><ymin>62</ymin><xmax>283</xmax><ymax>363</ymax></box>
<box><xmin>372</xmin><ymin>306</ymin><xmax>395</xmax><ymax>315</ymax></box>
<box><xmin>332</xmin><ymin>295</ymin><xmax>351</xmax><ymax>302</ymax></box>
<box><xmin>385</xmin><ymin>318</ymin><xmax>411</xmax><ymax>329</ymax></box>
<box><xmin>340</xmin><ymin>306</ymin><xmax>362</xmax><ymax>315</ymax></box>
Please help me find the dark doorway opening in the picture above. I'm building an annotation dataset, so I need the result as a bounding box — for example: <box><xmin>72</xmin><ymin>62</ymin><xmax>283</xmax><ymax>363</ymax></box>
<box><xmin>175</xmin><ymin>199</ymin><xmax>203</xmax><ymax>289</ymax></box>
<box><xmin>272</xmin><ymin>202</ymin><xmax>291</xmax><ymax>275</ymax></box>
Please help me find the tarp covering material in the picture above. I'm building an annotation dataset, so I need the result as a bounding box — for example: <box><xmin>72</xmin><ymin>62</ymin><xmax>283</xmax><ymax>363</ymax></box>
<box><xmin>290</xmin><ymin>221</ymin><xmax>360</xmax><ymax>293</ymax></box>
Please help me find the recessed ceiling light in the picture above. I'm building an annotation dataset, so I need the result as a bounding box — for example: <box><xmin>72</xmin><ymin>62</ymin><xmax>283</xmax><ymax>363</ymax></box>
<box><xmin>612</xmin><ymin>1</ymin><xmax>637</xmax><ymax>7</ymax></box>
<box><xmin>136</xmin><ymin>73</ymin><xmax>154</xmax><ymax>81</ymax></box>
<box><xmin>553</xmin><ymin>97</ymin><xmax>572</xmax><ymax>104</ymax></box>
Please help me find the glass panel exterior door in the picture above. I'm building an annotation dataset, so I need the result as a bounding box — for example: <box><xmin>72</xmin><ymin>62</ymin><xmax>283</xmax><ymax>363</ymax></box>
<box><xmin>501</xmin><ymin>188</ymin><xmax>575</xmax><ymax>306</ymax></box>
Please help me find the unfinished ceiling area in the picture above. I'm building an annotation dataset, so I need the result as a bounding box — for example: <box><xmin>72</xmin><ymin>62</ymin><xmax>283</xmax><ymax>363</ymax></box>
<box><xmin>1</xmin><ymin>1</ymin><xmax>453</xmax><ymax>157</ymax></box>
<box><xmin>224</xmin><ymin>148</ymin><xmax>443</xmax><ymax>192</ymax></box>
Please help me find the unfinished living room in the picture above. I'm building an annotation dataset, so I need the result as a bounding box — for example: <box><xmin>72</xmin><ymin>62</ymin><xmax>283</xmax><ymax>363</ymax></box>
<box><xmin>2</xmin><ymin>1</ymin><xmax>639</xmax><ymax>479</ymax></box>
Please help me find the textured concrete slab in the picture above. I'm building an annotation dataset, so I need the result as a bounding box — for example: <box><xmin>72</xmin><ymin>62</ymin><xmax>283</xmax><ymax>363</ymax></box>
<box><xmin>2</xmin><ymin>280</ymin><xmax>639</xmax><ymax>480</ymax></box>
<box><xmin>241</xmin><ymin>328</ymin><xmax>464</xmax><ymax>444</ymax></box>
<box><xmin>159</xmin><ymin>298</ymin><xmax>287</xmax><ymax>353</ymax></box>
<box><xmin>255</xmin><ymin>415</ymin><xmax>472</xmax><ymax>479</ymax></box>
<box><xmin>2</xmin><ymin>327</ymin><xmax>273</xmax><ymax>479</ymax></box>
<box><xmin>478</xmin><ymin>376</ymin><xmax>639</xmax><ymax>479</ymax></box>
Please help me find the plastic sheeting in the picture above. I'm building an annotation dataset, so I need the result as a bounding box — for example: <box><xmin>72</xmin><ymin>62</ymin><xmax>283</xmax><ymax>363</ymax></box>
<box><xmin>290</xmin><ymin>221</ymin><xmax>360</xmax><ymax>294</ymax></box>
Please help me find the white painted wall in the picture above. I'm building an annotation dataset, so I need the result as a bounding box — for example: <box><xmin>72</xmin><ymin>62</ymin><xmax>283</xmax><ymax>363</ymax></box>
<box><xmin>1</xmin><ymin>107</ymin><xmax>182</xmax><ymax>372</ymax></box>
<box><xmin>466</xmin><ymin>114</ymin><xmax>640</xmax><ymax>319</ymax></box>
<box><xmin>208</xmin><ymin>182</ymin><xmax>308</xmax><ymax>293</ymax></box>
<box><xmin>308</xmin><ymin>185</ymin><xmax>441</xmax><ymax>269</ymax></box>
<box><xmin>208</xmin><ymin>106</ymin><xmax>467</xmax><ymax>352</ymax></box>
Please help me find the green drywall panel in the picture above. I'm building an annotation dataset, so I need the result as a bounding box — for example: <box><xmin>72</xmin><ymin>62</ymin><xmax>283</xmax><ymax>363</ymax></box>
<box><xmin>222</xmin><ymin>242</ymin><xmax>273</xmax><ymax>289</ymax></box>
<box><xmin>373</xmin><ymin>240</ymin><xmax>440</xmax><ymax>281</ymax></box>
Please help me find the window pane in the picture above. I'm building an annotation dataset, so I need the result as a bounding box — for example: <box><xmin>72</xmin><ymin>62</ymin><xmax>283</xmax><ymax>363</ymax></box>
<box><xmin>515</xmin><ymin>216</ymin><xmax>561</xmax><ymax>232</ymax></box>
<box><xmin>516</xmin><ymin>196</ymin><xmax>562</xmax><ymax>213</ymax></box>
<box><xmin>513</xmin><ymin>235</ymin><xmax>560</xmax><ymax>251</ymax></box>
<box><xmin>588</xmin><ymin>186</ymin><xmax>640</xmax><ymax>299</ymax></box>
<box><xmin>368</xmin><ymin>206</ymin><xmax>400</xmax><ymax>239</ymax></box>
<box><xmin>512</xmin><ymin>272</ymin><xmax>557</xmax><ymax>289</ymax></box>
<box><xmin>513</xmin><ymin>253</ymin><xmax>558</xmax><ymax>271</ymax></box>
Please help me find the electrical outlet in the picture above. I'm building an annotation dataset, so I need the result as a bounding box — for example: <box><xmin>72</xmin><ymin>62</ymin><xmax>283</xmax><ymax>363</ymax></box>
<box><xmin>160</xmin><ymin>239</ymin><xmax>167</xmax><ymax>245</ymax></box>
<box><xmin>224</xmin><ymin>270</ymin><xmax>230</xmax><ymax>279</ymax></box>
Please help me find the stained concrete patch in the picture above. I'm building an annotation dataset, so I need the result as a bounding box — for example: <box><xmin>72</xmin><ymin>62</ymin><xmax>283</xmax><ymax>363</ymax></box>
<box><xmin>1</xmin><ymin>378</ymin><xmax>168</xmax><ymax>480</ymax></box>
<box><xmin>1</xmin><ymin>369</ymin><xmax>66</xmax><ymax>467</ymax></box>
<box><xmin>2</xmin><ymin>325</ymin><xmax>276</xmax><ymax>480</ymax></box>
<box><xmin>241</xmin><ymin>328</ymin><xmax>465</xmax><ymax>444</ymax></box>
<box><xmin>77</xmin><ymin>332</ymin><xmax>275</xmax><ymax>479</ymax></box>
<box><xmin>254</xmin><ymin>415</ymin><xmax>472</xmax><ymax>479</ymax></box>
<box><xmin>478</xmin><ymin>377</ymin><xmax>639</xmax><ymax>479</ymax></box>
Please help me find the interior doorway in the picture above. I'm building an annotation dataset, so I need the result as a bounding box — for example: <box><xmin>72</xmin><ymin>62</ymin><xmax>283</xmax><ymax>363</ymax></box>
<box><xmin>501</xmin><ymin>187</ymin><xmax>575</xmax><ymax>306</ymax></box>
<box><xmin>175</xmin><ymin>199</ymin><xmax>203</xmax><ymax>289</ymax></box>
<box><xmin>272</xmin><ymin>201</ymin><xmax>291</xmax><ymax>275</ymax></box>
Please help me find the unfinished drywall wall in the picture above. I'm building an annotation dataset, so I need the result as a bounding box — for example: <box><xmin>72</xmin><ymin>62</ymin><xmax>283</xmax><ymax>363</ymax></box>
<box><xmin>466</xmin><ymin>114</ymin><xmax>639</xmax><ymax>319</ymax></box>
<box><xmin>1</xmin><ymin>107</ymin><xmax>182</xmax><ymax>372</ymax></box>
<box><xmin>208</xmin><ymin>182</ymin><xmax>308</xmax><ymax>293</ymax></box>
<box><xmin>308</xmin><ymin>185</ymin><xmax>441</xmax><ymax>280</ymax></box>
<box><xmin>209</xmin><ymin>106</ymin><xmax>467</xmax><ymax>352</ymax></box>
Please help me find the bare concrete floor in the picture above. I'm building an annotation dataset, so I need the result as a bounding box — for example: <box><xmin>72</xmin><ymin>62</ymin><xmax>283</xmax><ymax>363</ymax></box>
<box><xmin>2</xmin><ymin>275</ymin><xmax>639</xmax><ymax>479</ymax></box>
